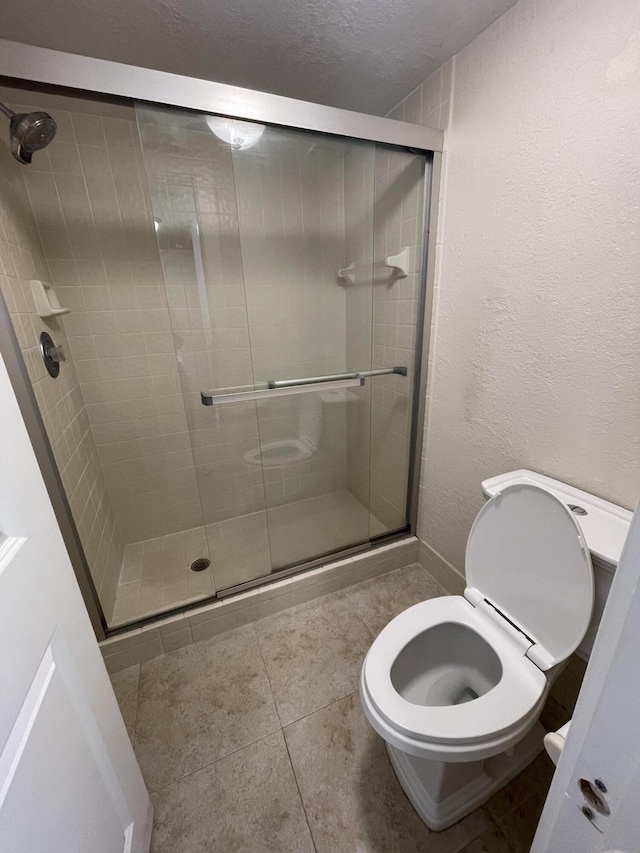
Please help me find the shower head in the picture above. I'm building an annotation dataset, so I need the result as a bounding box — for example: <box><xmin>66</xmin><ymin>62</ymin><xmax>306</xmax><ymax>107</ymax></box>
<box><xmin>0</xmin><ymin>102</ymin><xmax>57</xmax><ymax>164</ymax></box>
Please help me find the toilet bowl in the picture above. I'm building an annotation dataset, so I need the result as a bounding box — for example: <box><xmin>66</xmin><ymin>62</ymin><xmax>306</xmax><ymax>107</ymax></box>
<box><xmin>360</xmin><ymin>481</ymin><xmax>596</xmax><ymax>831</ymax></box>
<box><xmin>243</xmin><ymin>392</ymin><xmax>322</xmax><ymax>468</ymax></box>
<box><xmin>243</xmin><ymin>436</ymin><xmax>315</xmax><ymax>468</ymax></box>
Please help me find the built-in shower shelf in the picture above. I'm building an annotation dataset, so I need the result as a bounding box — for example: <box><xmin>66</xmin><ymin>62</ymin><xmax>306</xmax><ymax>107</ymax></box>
<box><xmin>338</xmin><ymin>246</ymin><xmax>409</xmax><ymax>284</ymax></box>
<box><xmin>30</xmin><ymin>279</ymin><xmax>71</xmax><ymax>318</ymax></box>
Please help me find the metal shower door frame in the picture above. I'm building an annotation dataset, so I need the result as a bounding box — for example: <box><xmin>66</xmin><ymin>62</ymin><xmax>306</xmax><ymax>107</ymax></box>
<box><xmin>0</xmin><ymin>40</ymin><xmax>443</xmax><ymax>152</ymax></box>
<box><xmin>0</xmin><ymin>40</ymin><xmax>443</xmax><ymax>638</ymax></box>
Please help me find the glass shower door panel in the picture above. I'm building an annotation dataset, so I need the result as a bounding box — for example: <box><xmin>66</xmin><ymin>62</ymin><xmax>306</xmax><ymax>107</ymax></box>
<box><xmin>369</xmin><ymin>147</ymin><xmax>426</xmax><ymax>536</ymax></box>
<box><xmin>252</xmin><ymin>388</ymin><xmax>371</xmax><ymax>570</ymax></box>
<box><xmin>137</xmin><ymin>104</ymin><xmax>423</xmax><ymax>591</ymax></box>
<box><xmin>231</xmin><ymin>128</ymin><xmax>377</xmax><ymax>570</ymax></box>
<box><xmin>136</xmin><ymin>104</ymin><xmax>273</xmax><ymax>594</ymax></box>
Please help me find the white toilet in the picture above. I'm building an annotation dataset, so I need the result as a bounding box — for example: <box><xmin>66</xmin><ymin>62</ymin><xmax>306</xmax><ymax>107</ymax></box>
<box><xmin>243</xmin><ymin>392</ymin><xmax>321</xmax><ymax>468</ymax></box>
<box><xmin>360</xmin><ymin>472</ymin><xmax>630</xmax><ymax>831</ymax></box>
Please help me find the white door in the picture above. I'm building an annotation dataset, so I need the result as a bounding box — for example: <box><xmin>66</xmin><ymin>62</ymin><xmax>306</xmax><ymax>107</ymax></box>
<box><xmin>532</xmin><ymin>500</ymin><xmax>640</xmax><ymax>852</ymax></box>
<box><xmin>0</xmin><ymin>352</ymin><xmax>152</xmax><ymax>852</ymax></box>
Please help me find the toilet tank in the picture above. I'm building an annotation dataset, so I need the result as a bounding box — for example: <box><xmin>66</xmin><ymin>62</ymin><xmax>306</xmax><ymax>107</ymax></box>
<box><xmin>481</xmin><ymin>470</ymin><xmax>632</xmax><ymax>660</ymax></box>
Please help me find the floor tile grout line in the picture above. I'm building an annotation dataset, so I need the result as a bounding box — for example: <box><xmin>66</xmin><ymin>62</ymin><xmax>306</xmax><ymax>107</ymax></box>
<box><xmin>282</xmin><ymin>726</ymin><xmax>318</xmax><ymax>853</ymax></box>
<box><xmin>125</xmin><ymin>562</ymin><xmax>430</xmax><ymax>750</ymax></box>
<box><xmin>458</xmin><ymin>811</ymin><xmax>498</xmax><ymax>852</ymax></box>
<box><xmin>279</xmin><ymin>686</ymin><xmax>513</xmax><ymax>853</ymax></box>
<box><xmin>256</xmin><ymin>584</ymin><xmax>378</xmax><ymax>644</ymax></box>
<box><xmin>493</xmin><ymin>785</ymin><xmax>548</xmax><ymax>827</ymax></box>
<box><xmin>145</xmin><ymin>724</ymin><xmax>284</xmax><ymax>796</ymax></box>
<box><xmin>251</xmin><ymin>591</ymin><xmax>374</xmax><ymax>726</ymax></box>
<box><xmin>134</xmin><ymin>623</ymin><xmax>283</xmax><ymax>795</ymax></box>
<box><xmin>131</xmin><ymin>664</ymin><xmax>141</xmax><ymax>751</ymax></box>
<box><xmin>282</xmin><ymin>687</ymin><xmax>359</xmax><ymax>733</ymax></box>
<box><xmin>338</xmin><ymin>586</ymin><xmax>378</xmax><ymax>639</ymax></box>
<box><xmin>142</xmin><ymin>686</ymin><xmax>400</xmax><ymax>835</ymax></box>
<box><xmin>257</xmin><ymin>600</ymin><xmax>369</xmax><ymax>852</ymax></box>
<box><xmin>487</xmin><ymin>817</ymin><xmax>518</xmax><ymax>853</ymax></box>
<box><xmin>344</xmin><ymin>561</ymin><xmax>449</xmax><ymax>638</ymax></box>
<box><xmin>250</xmin><ymin>622</ymin><xmax>286</xmax><ymax>731</ymax></box>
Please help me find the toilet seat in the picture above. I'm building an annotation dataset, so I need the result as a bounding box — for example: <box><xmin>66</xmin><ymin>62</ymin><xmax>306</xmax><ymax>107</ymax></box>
<box><xmin>363</xmin><ymin>596</ymin><xmax>547</xmax><ymax>752</ymax></box>
<box><xmin>465</xmin><ymin>483</ymin><xmax>594</xmax><ymax>670</ymax></box>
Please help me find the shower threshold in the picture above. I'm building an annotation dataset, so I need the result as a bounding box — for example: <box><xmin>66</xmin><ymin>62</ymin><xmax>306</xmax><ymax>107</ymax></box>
<box><xmin>109</xmin><ymin>491</ymin><xmax>391</xmax><ymax>628</ymax></box>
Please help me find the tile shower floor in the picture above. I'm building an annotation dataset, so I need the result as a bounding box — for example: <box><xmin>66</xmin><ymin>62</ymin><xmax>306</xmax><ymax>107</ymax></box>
<box><xmin>110</xmin><ymin>564</ymin><xmax>558</xmax><ymax>852</ymax></box>
<box><xmin>110</xmin><ymin>490</ymin><xmax>387</xmax><ymax>626</ymax></box>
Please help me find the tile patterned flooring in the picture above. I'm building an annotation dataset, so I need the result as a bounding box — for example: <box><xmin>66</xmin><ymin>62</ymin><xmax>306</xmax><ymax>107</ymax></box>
<box><xmin>110</xmin><ymin>491</ymin><xmax>387</xmax><ymax>626</ymax></box>
<box><xmin>110</xmin><ymin>564</ymin><xmax>558</xmax><ymax>851</ymax></box>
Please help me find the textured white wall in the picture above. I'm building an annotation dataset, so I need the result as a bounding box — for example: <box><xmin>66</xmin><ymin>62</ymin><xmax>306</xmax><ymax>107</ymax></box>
<box><xmin>420</xmin><ymin>0</ymin><xmax>640</xmax><ymax>575</ymax></box>
<box><xmin>0</xmin><ymin>0</ymin><xmax>518</xmax><ymax>115</ymax></box>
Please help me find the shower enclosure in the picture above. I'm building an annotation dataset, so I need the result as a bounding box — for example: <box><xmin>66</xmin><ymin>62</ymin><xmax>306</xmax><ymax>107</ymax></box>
<box><xmin>0</xmin><ymin>41</ymin><xmax>442</xmax><ymax>638</ymax></box>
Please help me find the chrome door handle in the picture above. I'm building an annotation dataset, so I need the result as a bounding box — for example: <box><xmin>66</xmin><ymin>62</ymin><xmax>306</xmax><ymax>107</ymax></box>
<box><xmin>268</xmin><ymin>365</ymin><xmax>407</xmax><ymax>389</ymax></box>
<box><xmin>201</xmin><ymin>376</ymin><xmax>364</xmax><ymax>406</ymax></box>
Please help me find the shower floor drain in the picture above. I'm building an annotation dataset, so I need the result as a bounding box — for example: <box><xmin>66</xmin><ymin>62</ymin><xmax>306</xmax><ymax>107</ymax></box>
<box><xmin>190</xmin><ymin>557</ymin><xmax>211</xmax><ymax>572</ymax></box>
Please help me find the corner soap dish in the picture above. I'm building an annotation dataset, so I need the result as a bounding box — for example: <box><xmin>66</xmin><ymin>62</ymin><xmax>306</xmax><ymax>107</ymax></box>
<box><xmin>30</xmin><ymin>279</ymin><xmax>71</xmax><ymax>318</ymax></box>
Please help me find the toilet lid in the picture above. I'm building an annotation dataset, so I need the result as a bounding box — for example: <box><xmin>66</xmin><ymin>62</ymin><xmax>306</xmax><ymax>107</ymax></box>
<box><xmin>465</xmin><ymin>483</ymin><xmax>594</xmax><ymax>670</ymax></box>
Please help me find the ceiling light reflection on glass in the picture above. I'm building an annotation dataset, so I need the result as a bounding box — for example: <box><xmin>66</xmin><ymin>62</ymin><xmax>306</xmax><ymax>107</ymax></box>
<box><xmin>206</xmin><ymin>116</ymin><xmax>265</xmax><ymax>150</ymax></box>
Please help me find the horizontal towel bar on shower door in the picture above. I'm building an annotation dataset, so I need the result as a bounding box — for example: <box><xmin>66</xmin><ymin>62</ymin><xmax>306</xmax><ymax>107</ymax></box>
<box><xmin>268</xmin><ymin>365</ymin><xmax>407</xmax><ymax>389</ymax></box>
<box><xmin>201</xmin><ymin>376</ymin><xmax>364</xmax><ymax>406</ymax></box>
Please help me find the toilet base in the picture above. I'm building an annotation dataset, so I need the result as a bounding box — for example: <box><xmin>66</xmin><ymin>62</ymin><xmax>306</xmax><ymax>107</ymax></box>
<box><xmin>386</xmin><ymin>722</ymin><xmax>546</xmax><ymax>831</ymax></box>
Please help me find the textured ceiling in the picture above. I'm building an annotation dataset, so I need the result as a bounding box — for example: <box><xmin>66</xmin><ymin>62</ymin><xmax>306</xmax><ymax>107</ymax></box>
<box><xmin>0</xmin><ymin>0</ymin><xmax>518</xmax><ymax>115</ymax></box>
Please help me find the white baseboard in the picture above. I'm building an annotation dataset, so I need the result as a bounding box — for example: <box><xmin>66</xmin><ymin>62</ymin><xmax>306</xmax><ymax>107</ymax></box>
<box><xmin>417</xmin><ymin>539</ymin><xmax>465</xmax><ymax>594</ymax></box>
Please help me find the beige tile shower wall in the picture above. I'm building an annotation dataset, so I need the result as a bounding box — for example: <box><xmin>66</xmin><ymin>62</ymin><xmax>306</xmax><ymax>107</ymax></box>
<box><xmin>233</xmin><ymin>134</ymin><xmax>350</xmax><ymax>507</ymax></box>
<box><xmin>235</xmin><ymin>138</ymin><xmax>347</xmax><ymax>382</ymax></box>
<box><xmin>136</xmin><ymin>109</ymin><xmax>262</xmax><ymax>527</ymax></box>
<box><xmin>369</xmin><ymin>149</ymin><xmax>425</xmax><ymax>532</ymax></box>
<box><xmin>344</xmin><ymin>148</ymin><xmax>375</xmax><ymax>510</ymax></box>
<box><xmin>386</xmin><ymin>64</ymin><xmax>453</xmax><ymax>540</ymax></box>
<box><xmin>343</xmin><ymin>136</ymin><xmax>428</xmax><ymax>533</ymax></box>
<box><xmin>3</xmin><ymin>93</ymin><xmax>204</xmax><ymax>544</ymax></box>
<box><xmin>0</xmin><ymin>127</ymin><xmax>123</xmax><ymax>615</ymax></box>
<box><xmin>387</xmin><ymin>61</ymin><xmax>453</xmax><ymax>130</ymax></box>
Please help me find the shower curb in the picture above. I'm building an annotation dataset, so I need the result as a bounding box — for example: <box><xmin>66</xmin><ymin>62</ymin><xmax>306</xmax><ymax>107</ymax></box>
<box><xmin>100</xmin><ymin>537</ymin><xmax>418</xmax><ymax>672</ymax></box>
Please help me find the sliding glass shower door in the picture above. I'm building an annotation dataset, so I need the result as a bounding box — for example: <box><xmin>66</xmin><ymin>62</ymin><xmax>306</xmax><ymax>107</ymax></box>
<box><xmin>137</xmin><ymin>104</ymin><xmax>425</xmax><ymax>592</ymax></box>
<box><xmin>229</xmin><ymin>128</ymin><xmax>377</xmax><ymax>570</ymax></box>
